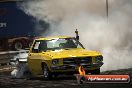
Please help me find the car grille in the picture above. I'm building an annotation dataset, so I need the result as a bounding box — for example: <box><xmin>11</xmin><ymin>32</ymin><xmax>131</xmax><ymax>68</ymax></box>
<box><xmin>63</xmin><ymin>57</ymin><xmax>92</xmax><ymax>65</ymax></box>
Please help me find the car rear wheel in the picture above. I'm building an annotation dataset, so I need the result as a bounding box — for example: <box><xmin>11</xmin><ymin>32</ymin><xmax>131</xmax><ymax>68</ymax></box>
<box><xmin>13</xmin><ymin>41</ymin><xmax>23</xmax><ymax>50</ymax></box>
<box><xmin>42</xmin><ymin>63</ymin><xmax>52</xmax><ymax>80</ymax></box>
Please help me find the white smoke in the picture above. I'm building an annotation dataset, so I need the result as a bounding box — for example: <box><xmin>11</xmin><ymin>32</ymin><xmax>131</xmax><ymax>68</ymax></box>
<box><xmin>18</xmin><ymin>0</ymin><xmax>132</xmax><ymax>71</ymax></box>
<box><xmin>11</xmin><ymin>63</ymin><xmax>28</xmax><ymax>78</ymax></box>
<box><xmin>11</xmin><ymin>52</ymin><xmax>29</xmax><ymax>78</ymax></box>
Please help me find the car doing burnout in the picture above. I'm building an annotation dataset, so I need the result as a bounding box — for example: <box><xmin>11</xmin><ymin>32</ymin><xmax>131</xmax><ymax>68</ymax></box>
<box><xmin>28</xmin><ymin>36</ymin><xmax>103</xmax><ymax>79</ymax></box>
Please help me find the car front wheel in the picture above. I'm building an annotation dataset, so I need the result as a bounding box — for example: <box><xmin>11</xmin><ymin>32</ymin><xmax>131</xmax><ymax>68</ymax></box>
<box><xmin>42</xmin><ymin>63</ymin><xmax>52</xmax><ymax>80</ymax></box>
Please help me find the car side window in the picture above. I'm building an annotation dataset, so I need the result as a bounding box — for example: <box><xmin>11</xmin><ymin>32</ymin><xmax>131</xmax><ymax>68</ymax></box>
<box><xmin>32</xmin><ymin>41</ymin><xmax>40</xmax><ymax>53</ymax></box>
<box><xmin>39</xmin><ymin>41</ymin><xmax>47</xmax><ymax>52</ymax></box>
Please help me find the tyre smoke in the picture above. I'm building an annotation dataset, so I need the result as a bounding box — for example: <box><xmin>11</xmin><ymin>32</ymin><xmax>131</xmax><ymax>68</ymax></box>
<box><xmin>11</xmin><ymin>52</ymin><xmax>28</xmax><ymax>78</ymax></box>
<box><xmin>18</xmin><ymin>0</ymin><xmax>132</xmax><ymax>71</ymax></box>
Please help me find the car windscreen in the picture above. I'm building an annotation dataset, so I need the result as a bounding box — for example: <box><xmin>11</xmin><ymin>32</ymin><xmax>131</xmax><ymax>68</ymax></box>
<box><xmin>39</xmin><ymin>38</ymin><xmax>84</xmax><ymax>51</ymax></box>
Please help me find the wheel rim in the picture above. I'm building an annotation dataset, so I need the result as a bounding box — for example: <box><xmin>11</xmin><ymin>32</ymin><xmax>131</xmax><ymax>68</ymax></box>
<box><xmin>43</xmin><ymin>67</ymin><xmax>49</xmax><ymax>78</ymax></box>
<box><xmin>15</xmin><ymin>42</ymin><xmax>22</xmax><ymax>50</ymax></box>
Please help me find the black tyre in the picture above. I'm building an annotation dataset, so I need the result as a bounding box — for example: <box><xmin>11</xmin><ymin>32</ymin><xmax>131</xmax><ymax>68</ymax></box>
<box><xmin>42</xmin><ymin>63</ymin><xmax>52</xmax><ymax>80</ymax></box>
<box><xmin>13</xmin><ymin>41</ymin><xmax>23</xmax><ymax>50</ymax></box>
<box><xmin>79</xmin><ymin>76</ymin><xmax>86</xmax><ymax>84</ymax></box>
<box><xmin>91</xmin><ymin>68</ymin><xmax>100</xmax><ymax>74</ymax></box>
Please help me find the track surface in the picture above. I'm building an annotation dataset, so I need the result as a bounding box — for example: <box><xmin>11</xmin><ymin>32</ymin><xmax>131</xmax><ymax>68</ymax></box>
<box><xmin>0</xmin><ymin>68</ymin><xmax>132</xmax><ymax>88</ymax></box>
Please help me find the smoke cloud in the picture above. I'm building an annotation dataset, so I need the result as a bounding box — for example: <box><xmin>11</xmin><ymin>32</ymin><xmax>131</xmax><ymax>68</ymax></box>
<box><xmin>11</xmin><ymin>52</ymin><xmax>28</xmax><ymax>78</ymax></box>
<box><xmin>18</xmin><ymin>0</ymin><xmax>132</xmax><ymax>71</ymax></box>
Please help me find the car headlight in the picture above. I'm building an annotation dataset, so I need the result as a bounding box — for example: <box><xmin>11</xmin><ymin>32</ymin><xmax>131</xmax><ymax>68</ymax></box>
<box><xmin>96</xmin><ymin>55</ymin><xmax>103</xmax><ymax>62</ymax></box>
<box><xmin>52</xmin><ymin>59</ymin><xmax>59</xmax><ymax>65</ymax></box>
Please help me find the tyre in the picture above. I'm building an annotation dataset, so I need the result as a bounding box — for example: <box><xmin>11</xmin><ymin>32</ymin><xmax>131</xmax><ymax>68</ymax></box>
<box><xmin>15</xmin><ymin>59</ymin><xmax>19</xmax><ymax>66</ymax></box>
<box><xmin>42</xmin><ymin>63</ymin><xmax>52</xmax><ymax>80</ymax></box>
<box><xmin>13</xmin><ymin>41</ymin><xmax>23</xmax><ymax>50</ymax></box>
<box><xmin>91</xmin><ymin>68</ymin><xmax>100</xmax><ymax>74</ymax></box>
<box><xmin>79</xmin><ymin>76</ymin><xmax>86</xmax><ymax>84</ymax></box>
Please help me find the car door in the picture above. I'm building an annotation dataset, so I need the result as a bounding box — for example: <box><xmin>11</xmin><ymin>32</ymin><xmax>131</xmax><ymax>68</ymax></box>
<box><xmin>28</xmin><ymin>40</ymin><xmax>43</xmax><ymax>75</ymax></box>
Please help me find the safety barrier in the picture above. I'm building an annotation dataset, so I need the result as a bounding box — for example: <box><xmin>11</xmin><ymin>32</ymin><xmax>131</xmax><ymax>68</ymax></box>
<box><xmin>0</xmin><ymin>50</ymin><xmax>28</xmax><ymax>67</ymax></box>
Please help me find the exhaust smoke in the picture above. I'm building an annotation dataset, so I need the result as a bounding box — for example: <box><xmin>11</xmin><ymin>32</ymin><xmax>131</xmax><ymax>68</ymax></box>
<box><xmin>18</xmin><ymin>0</ymin><xmax>132</xmax><ymax>71</ymax></box>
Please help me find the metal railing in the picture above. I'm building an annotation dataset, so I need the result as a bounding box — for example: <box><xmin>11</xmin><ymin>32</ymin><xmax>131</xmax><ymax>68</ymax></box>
<box><xmin>0</xmin><ymin>50</ymin><xmax>28</xmax><ymax>67</ymax></box>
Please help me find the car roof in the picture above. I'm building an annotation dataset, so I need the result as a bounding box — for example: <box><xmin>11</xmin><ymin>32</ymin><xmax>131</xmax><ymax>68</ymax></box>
<box><xmin>35</xmin><ymin>36</ymin><xmax>74</xmax><ymax>40</ymax></box>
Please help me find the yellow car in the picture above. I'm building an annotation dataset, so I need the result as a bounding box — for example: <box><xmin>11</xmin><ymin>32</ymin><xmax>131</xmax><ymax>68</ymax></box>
<box><xmin>28</xmin><ymin>36</ymin><xmax>103</xmax><ymax>79</ymax></box>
